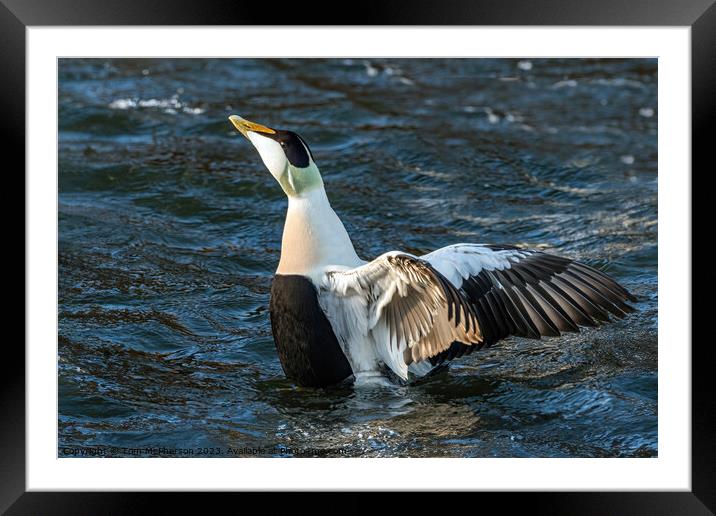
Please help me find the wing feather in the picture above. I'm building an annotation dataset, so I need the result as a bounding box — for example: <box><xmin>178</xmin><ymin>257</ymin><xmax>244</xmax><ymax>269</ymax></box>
<box><xmin>321</xmin><ymin>252</ymin><xmax>483</xmax><ymax>379</ymax></box>
<box><xmin>423</xmin><ymin>244</ymin><xmax>636</xmax><ymax>366</ymax></box>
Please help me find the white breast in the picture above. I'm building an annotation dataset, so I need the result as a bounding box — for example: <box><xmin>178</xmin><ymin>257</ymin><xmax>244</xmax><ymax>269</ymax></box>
<box><xmin>277</xmin><ymin>188</ymin><xmax>363</xmax><ymax>276</ymax></box>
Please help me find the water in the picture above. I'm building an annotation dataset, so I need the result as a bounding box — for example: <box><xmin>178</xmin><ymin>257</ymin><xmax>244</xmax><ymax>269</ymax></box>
<box><xmin>58</xmin><ymin>58</ymin><xmax>658</xmax><ymax>458</ymax></box>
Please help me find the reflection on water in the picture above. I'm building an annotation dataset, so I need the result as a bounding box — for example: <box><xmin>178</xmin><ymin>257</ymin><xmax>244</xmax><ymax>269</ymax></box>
<box><xmin>58</xmin><ymin>58</ymin><xmax>657</xmax><ymax>458</ymax></box>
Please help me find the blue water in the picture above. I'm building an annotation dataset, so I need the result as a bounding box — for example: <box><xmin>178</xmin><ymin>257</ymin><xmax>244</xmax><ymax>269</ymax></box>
<box><xmin>58</xmin><ymin>58</ymin><xmax>657</xmax><ymax>457</ymax></box>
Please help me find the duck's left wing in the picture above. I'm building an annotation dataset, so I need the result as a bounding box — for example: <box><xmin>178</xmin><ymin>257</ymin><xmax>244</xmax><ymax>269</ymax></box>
<box><xmin>422</xmin><ymin>244</ymin><xmax>637</xmax><ymax>366</ymax></box>
<box><xmin>320</xmin><ymin>252</ymin><xmax>483</xmax><ymax>379</ymax></box>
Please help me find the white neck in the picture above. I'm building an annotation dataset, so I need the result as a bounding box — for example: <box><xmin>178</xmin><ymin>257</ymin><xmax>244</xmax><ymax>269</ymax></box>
<box><xmin>276</xmin><ymin>187</ymin><xmax>362</xmax><ymax>276</ymax></box>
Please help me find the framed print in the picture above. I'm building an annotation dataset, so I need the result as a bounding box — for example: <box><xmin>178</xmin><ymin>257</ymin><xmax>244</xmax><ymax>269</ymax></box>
<box><xmin>8</xmin><ymin>0</ymin><xmax>712</xmax><ymax>512</ymax></box>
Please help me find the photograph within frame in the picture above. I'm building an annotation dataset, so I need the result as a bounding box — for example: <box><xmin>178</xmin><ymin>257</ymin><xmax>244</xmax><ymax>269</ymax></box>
<box><xmin>22</xmin><ymin>23</ymin><xmax>700</xmax><ymax>496</ymax></box>
<box><xmin>57</xmin><ymin>57</ymin><xmax>658</xmax><ymax>460</ymax></box>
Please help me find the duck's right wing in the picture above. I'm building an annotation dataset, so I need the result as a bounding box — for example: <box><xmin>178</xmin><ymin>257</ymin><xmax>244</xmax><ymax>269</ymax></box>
<box><xmin>320</xmin><ymin>252</ymin><xmax>483</xmax><ymax>380</ymax></box>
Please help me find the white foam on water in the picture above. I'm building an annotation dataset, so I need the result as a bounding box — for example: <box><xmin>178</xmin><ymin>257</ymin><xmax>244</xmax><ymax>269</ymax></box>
<box><xmin>517</xmin><ymin>60</ymin><xmax>533</xmax><ymax>71</ymax></box>
<box><xmin>108</xmin><ymin>98</ymin><xmax>137</xmax><ymax>109</ymax></box>
<box><xmin>363</xmin><ymin>60</ymin><xmax>378</xmax><ymax>77</ymax></box>
<box><xmin>552</xmin><ymin>79</ymin><xmax>578</xmax><ymax>89</ymax></box>
<box><xmin>108</xmin><ymin>96</ymin><xmax>205</xmax><ymax>115</ymax></box>
<box><xmin>639</xmin><ymin>107</ymin><xmax>654</xmax><ymax>118</ymax></box>
<box><xmin>593</xmin><ymin>78</ymin><xmax>644</xmax><ymax>89</ymax></box>
<box><xmin>484</xmin><ymin>107</ymin><xmax>500</xmax><ymax>124</ymax></box>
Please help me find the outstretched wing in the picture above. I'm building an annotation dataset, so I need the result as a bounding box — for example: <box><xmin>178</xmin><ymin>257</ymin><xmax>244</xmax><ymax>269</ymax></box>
<box><xmin>423</xmin><ymin>244</ymin><xmax>637</xmax><ymax>366</ymax></box>
<box><xmin>321</xmin><ymin>252</ymin><xmax>483</xmax><ymax>379</ymax></box>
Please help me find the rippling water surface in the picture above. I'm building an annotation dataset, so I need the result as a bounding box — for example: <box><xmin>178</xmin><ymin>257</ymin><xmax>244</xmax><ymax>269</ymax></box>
<box><xmin>58</xmin><ymin>58</ymin><xmax>657</xmax><ymax>458</ymax></box>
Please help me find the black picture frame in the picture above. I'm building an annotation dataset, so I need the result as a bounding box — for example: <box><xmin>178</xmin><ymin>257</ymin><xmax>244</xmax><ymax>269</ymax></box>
<box><xmin>6</xmin><ymin>0</ymin><xmax>712</xmax><ymax>512</ymax></box>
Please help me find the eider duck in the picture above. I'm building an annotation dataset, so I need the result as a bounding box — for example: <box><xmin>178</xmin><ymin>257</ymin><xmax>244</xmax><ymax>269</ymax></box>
<box><xmin>229</xmin><ymin>115</ymin><xmax>636</xmax><ymax>388</ymax></box>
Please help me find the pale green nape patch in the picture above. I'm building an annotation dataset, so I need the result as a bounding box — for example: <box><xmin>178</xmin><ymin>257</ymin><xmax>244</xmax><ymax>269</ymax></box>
<box><xmin>278</xmin><ymin>162</ymin><xmax>324</xmax><ymax>197</ymax></box>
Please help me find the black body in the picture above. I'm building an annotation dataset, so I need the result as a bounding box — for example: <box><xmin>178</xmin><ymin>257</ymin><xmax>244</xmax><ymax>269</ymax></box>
<box><xmin>269</xmin><ymin>274</ymin><xmax>353</xmax><ymax>387</ymax></box>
